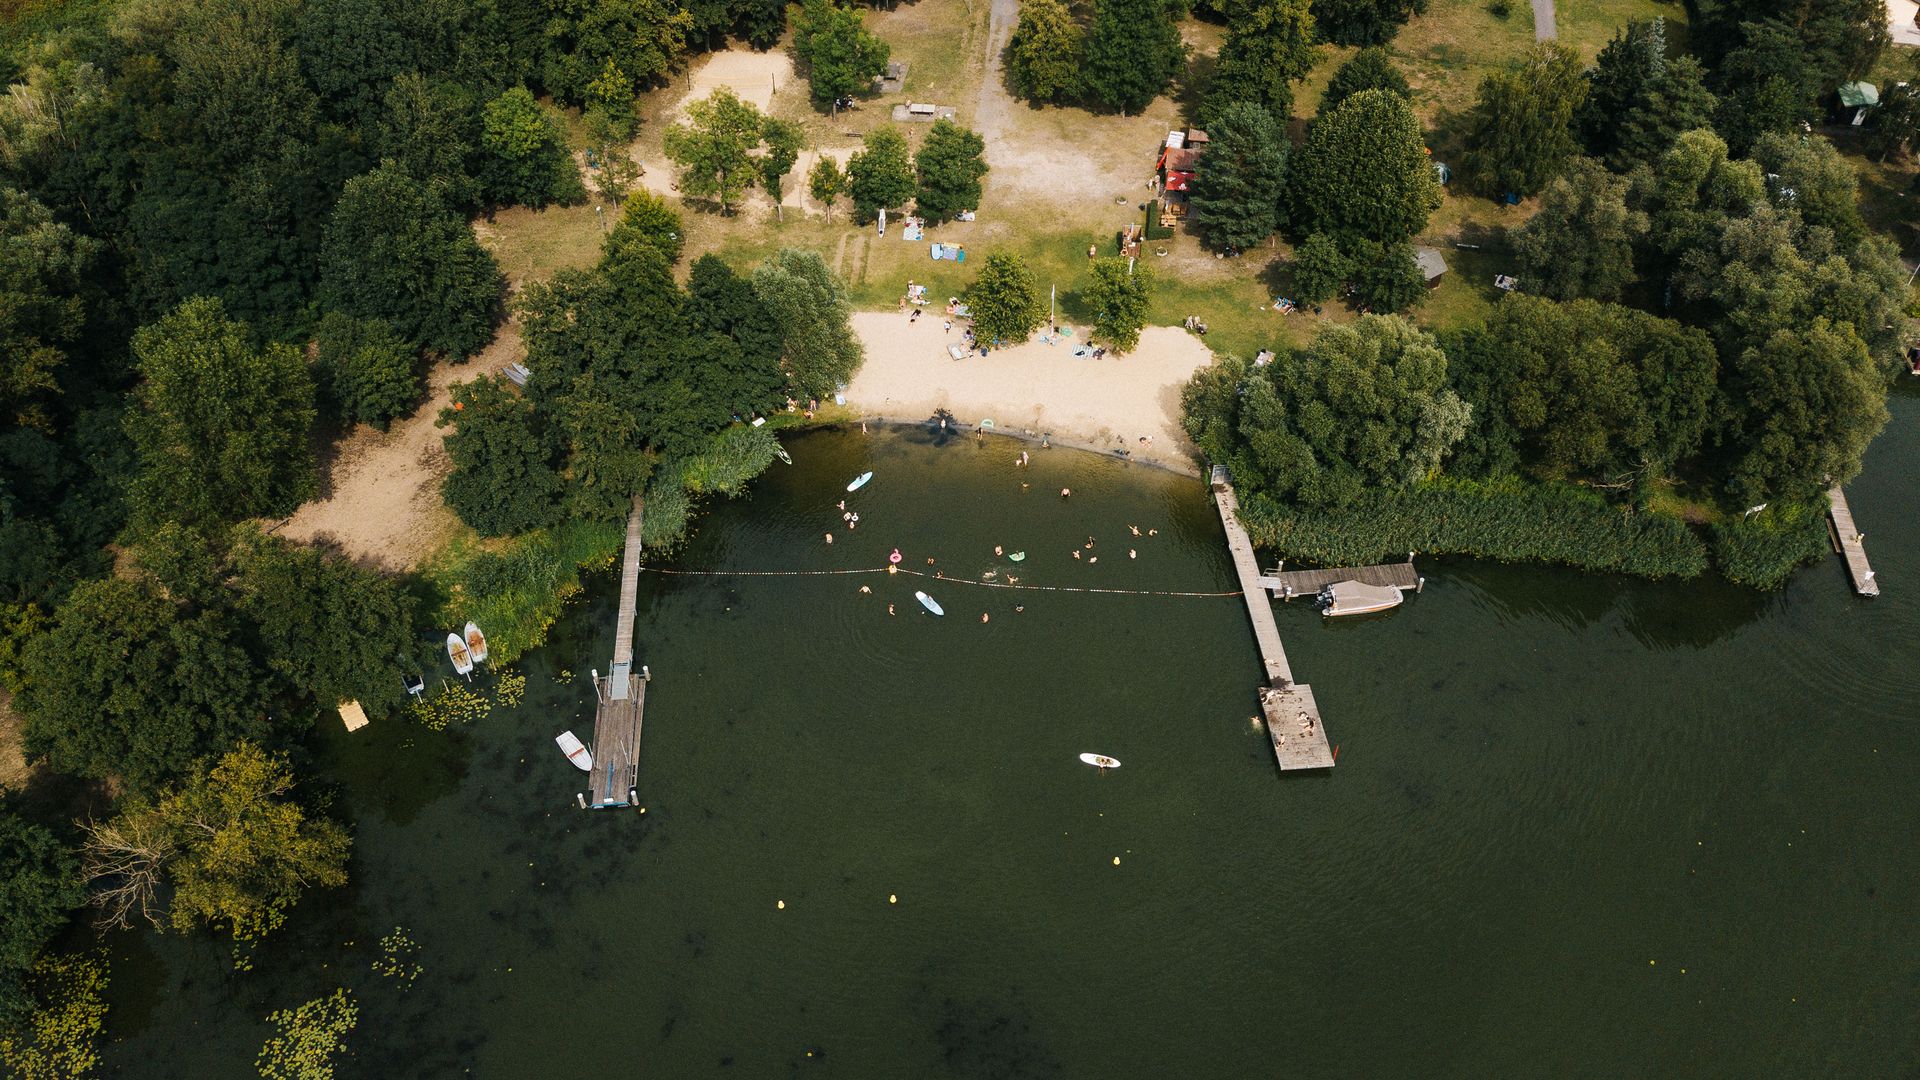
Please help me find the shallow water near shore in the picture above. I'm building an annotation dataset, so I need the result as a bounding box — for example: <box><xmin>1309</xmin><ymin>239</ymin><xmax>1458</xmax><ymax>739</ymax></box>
<box><xmin>101</xmin><ymin>399</ymin><xmax>1920</xmax><ymax>1078</ymax></box>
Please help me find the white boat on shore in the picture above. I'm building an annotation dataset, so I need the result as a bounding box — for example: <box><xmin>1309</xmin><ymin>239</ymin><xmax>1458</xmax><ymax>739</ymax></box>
<box><xmin>1318</xmin><ymin>580</ymin><xmax>1405</xmax><ymax>617</ymax></box>
<box><xmin>446</xmin><ymin>633</ymin><xmax>473</xmax><ymax>675</ymax></box>
<box><xmin>1078</xmin><ymin>753</ymin><xmax>1121</xmax><ymax>769</ymax></box>
<box><xmin>463</xmin><ymin>622</ymin><xmax>489</xmax><ymax>666</ymax></box>
<box><xmin>555</xmin><ymin>731</ymin><xmax>593</xmax><ymax>772</ymax></box>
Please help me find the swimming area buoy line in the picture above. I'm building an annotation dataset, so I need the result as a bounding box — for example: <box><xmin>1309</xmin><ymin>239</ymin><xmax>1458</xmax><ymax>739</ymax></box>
<box><xmin>636</xmin><ymin>564</ymin><xmax>1243</xmax><ymax>599</ymax></box>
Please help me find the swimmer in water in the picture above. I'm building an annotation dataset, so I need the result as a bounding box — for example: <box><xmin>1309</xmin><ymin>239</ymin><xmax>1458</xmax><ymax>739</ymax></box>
<box><xmin>1129</xmin><ymin>525</ymin><xmax>1141</xmax><ymax>536</ymax></box>
<box><xmin>1060</xmin><ymin>487</ymin><xmax>1071</xmax><ymax>498</ymax></box>
<box><xmin>1129</xmin><ymin>549</ymin><xmax>1137</xmax><ymax>559</ymax></box>
<box><xmin>1015</xmin><ymin>605</ymin><xmax>1025</xmax><ymax>613</ymax></box>
<box><xmin>825</xmin><ymin>533</ymin><xmax>834</xmax><ymax>544</ymax></box>
<box><xmin>980</xmin><ymin>612</ymin><xmax>989</xmax><ymax>623</ymax></box>
<box><xmin>888</xmin><ymin>604</ymin><xmax>895</xmax><ymax>615</ymax></box>
<box><xmin>994</xmin><ymin>545</ymin><xmax>1004</xmax><ymax>556</ymax></box>
<box><xmin>859</xmin><ymin>585</ymin><xmax>871</xmax><ymax>593</ymax></box>
<box><xmin>1072</xmin><ymin>550</ymin><xmax>1081</xmax><ymax>559</ymax></box>
<box><xmin>1148</xmin><ymin>528</ymin><xmax>1158</xmax><ymax>536</ymax></box>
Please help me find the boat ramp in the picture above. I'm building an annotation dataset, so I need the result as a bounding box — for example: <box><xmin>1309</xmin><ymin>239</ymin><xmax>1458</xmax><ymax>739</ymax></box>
<box><xmin>1211</xmin><ymin>466</ymin><xmax>1334</xmax><ymax>771</ymax></box>
<box><xmin>580</xmin><ymin>497</ymin><xmax>649</xmax><ymax>809</ymax></box>
<box><xmin>1826</xmin><ymin>485</ymin><xmax>1878</xmax><ymax>597</ymax></box>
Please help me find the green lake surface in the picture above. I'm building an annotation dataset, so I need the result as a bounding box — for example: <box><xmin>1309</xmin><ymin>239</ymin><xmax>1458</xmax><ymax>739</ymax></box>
<box><xmin>101</xmin><ymin>396</ymin><xmax>1920</xmax><ymax>1078</ymax></box>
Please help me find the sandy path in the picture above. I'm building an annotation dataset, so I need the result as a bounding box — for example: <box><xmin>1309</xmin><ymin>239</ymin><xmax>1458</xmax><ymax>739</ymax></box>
<box><xmin>278</xmin><ymin>324</ymin><xmax>522</xmax><ymax>569</ymax></box>
<box><xmin>845</xmin><ymin>312</ymin><xmax>1211</xmax><ymax>470</ymax></box>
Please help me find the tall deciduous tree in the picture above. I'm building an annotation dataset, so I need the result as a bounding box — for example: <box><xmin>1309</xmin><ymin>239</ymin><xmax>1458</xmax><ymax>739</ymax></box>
<box><xmin>760</xmin><ymin>117</ymin><xmax>807</xmax><ymax>217</ymax></box>
<box><xmin>965</xmin><ymin>252</ymin><xmax>1045</xmax><ymax>346</ymax></box>
<box><xmin>685</xmin><ymin>254</ymin><xmax>787</xmax><ymax>413</ymax></box>
<box><xmin>1459</xmin><ymin>42</ymin><xmax>1586</xmax><ymax>198</ymax></box>
<box><xmin>1722</xmin><ymin>319</ymin><xmax>1887</xmax><ymax>504</ymax></box>
<box><xmin>437</xmin><ymin>375</ymin><xmax>561</xmax><ymax>535</ymax></box>
<box><xmin>1311</xmin><ymin>0</ymin><xmax>1424</xmax><ymax>46</ymax></box>
<box><xmin>478</xmin><ymin>87</ymin><xmax>586</xmax><ymax>208</ymax></box>
<box><xmin>913</xmin><ymin>119</ymin><xmax>989</xmax><ymax>223</ymax></box>
<box><xmin>1350</xmin><ymin>240</ymin><xmax>1425</xmax><ymax>313</ymax></box>
<box><xmin>374</xmin><ymin>74</ymin><xmax>484</xmax><ymax>212</ymax></box>
<box><xmin>1291</xmin><ymin>89</ymin><xmax>1439</xmax><ymax>245</ymax></box>
<box><xmin>17</xmin><ymin>572</ymin><xmax>271</xmax><ymax>793</ymax></box>
<box><xmin>1749</xmin><ymin>131</ymin><xmax>1866</xmax><ymax>249</ymax></box>
<box><xmin>809</xmin><ymin>156</ymin><xmax>846</xmax><ymax>219</ymax></box>
<box><xmin>846</xmin><ymin>127</ymin><xmax>915</xmax><ymax>224</ymax></box>
<box><xmin>1198</xmin><ymin>0</ymin><xmax>1315</xmax><ymax>129</ymax></box>
<box><xmin>1082</xmin><ymin>0</ymin><xmax>1185</xmax><ymax>114</ymax></box>
<box><xmin>319</xmin><ymin>164</ymin><xmax>504</xmax><ymax>360</ymax></box>
<box><xmin>1510</xmin><ymin>157</ymin><xmax>1647</xmax><ymax>301</ymax></box>
<box><xmin>1189</xmin><ymin>102</ymin><xmax>1290</xmax><ymax>252</ymax></box>
<box><xmin>792</xmin><ymin>0</ymin><xmax>890</xmax><ymax>108</ymax></box>
<box><xmin>539</xmin><ymin>0</ymin><xmax>692</xmax><ymax>104</ymax></box>
<box><xmin>752</xmin><ymin>248</ymin><xmax>865</xmax><ymax>397</ymax></box>
<box><xmin>1083</xmin><ymin>258</ymin><xmax>1154</xmax><ymax>351</ymax></box>
<box><xmin>313</xmin><ymin>313</ymin><xmax>419</xmax><ymax>430</ymax></box>
<box><xmin>125</xmin><ymin>298</ymin><xmax>315</xmax><ymax>531</ymax></box>
<box><xmin>227</xmin><ymin>529</ymin><xmax>420</xmax><ymax>718</ymax></box>
<box><xmin>1007</xmin><ymin>0</ymin><xmax>1083</xmax><ymax>103</ymax></box>
<box><xmin>604</xmin><ymin>191</ymin><xmax>686</xmax><ymax>265</ymax></box>
<box><xmin>1318</xmin><ymin>47</ymin><xmax>1409</xmax><ymax>116</ymax></box>
<box><xmin>1288</xmin><ymin>232</ymin><xmax>1349</xmax><ymax>304</ymax></box>
<box><xmin>663</xmin><ymin>87</ymin><xmax>765</xmax><ymax>214</ymax></box>
<box><xmin>1214</xmin><ymin>315</ymin><xmax>1468</xmax><ymax>506</ymax></box>
<box><xmin>0</xmin><ymin>188</ymin><xmax>97</xmax><ymax>432</ymax></box>
<box><xmin>0</xmin><ymin>810</ymin><xmax>81</xmax><ymax>1022</ymax></box>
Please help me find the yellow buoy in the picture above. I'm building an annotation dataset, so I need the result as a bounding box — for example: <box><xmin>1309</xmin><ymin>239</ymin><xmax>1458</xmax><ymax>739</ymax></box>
<box><xmin>888</xmin><ymin>894</ymin><xmax>897</xmax><ymax>904</ymax></box>
<box><xmin>777</xmin><ymin>900</ymin><xmax>786</xmax><ymax>910</ymax></box>
<box><xmin>1112</xmin><ymin>856</ymin><xmax>1121</xmax><ymax>866</ymax></box>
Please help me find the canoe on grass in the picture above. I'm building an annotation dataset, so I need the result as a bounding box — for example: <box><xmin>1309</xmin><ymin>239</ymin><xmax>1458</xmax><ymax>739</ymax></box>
<box><xmin>847</xmin><ymin>471</ymin><xmax>873</xmax><ymax>492</ymax></box>
<box><xmin>447</xmin><ymin>633</ymin><xmax>473</xmax><ymax>675</ymax></box>
<box><xmin>915</xmin><ymin>591</ymin><xmax>944</xmax><ymax>616</ymax></box>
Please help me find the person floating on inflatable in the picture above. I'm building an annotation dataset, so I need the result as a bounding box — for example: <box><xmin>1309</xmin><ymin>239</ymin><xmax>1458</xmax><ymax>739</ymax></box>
<box><xmin>888</xmin><ymin>548</ymin><xmax>903</xmax><ymax>574</ymax></box>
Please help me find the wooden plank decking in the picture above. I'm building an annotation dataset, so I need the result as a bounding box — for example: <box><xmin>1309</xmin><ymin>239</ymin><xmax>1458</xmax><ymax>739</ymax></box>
<box><xmin>586</xmin><ymin>671</ymin><xmax>646</xmax><ymax>808</ymax></box>
<box><xmin>1212</xmin><ymin>468</ymin><xmax>1294</xmax><ymax>687</ymax></box>
<box><xmin>1827</xmin><ymin>485</ymin><xmax>1879</xmax><ymax>596</ymax></box>
<box><xmin>1212</xmin><ymin>466</ymin><xmax>1333</xmax><ymax>771</ymax></box>
<box><xmin>1261</xmin><ymin>683</ymin><xmax>1335</xmax><ymax>770</ymax></box>
<box><xmin>1261</xmin><ymin>560</ymin><xmax>1420</xmax><ymax>599</ymax></box>
<box><xmin>610</xmin><ymin>497</ymin><xmax>645</xmax><ymax>679</ymax></box>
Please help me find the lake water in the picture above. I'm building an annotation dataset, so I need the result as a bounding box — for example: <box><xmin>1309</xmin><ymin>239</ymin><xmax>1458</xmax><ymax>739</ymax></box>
<box><xmin>101</xmin><ymin>396</ymin><xmax>1919</xmax><ymax>1078</ymax></box>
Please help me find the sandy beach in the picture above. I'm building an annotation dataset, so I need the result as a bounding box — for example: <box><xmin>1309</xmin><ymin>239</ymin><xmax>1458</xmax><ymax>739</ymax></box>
<box><xmin>845</xmin><ymin>312</ymin><xmax>1215</xmax><ymax>472</ymax></box>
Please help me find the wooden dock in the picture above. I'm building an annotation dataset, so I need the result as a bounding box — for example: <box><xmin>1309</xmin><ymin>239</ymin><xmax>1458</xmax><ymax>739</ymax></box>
<box><xmin>1827</xmin><ymin>485</ymin><xmax>1879</xmax><ymax>597</ymax></box>
<box><xmin>584</xmin><ymin>498</ymin><xmax>649</xmax><ymax>809</ymax></box>
<box><xmin>586</xmin><ymin>670</ymin><xmax>646</xmax><ymax>808</ymax></box>
<box><xmin>1261</xmin><ymin>559</ymin><xmax>1421</xmax><ymax>599</ymax></box>
<box><xmin>1212</xmin><ymin>466</ymin><xmax>1333</xmax><ymax>770</ymax></box>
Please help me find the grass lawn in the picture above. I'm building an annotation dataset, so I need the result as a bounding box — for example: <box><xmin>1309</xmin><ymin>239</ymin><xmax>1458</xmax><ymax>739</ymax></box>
<box><xmin>1551</xmin><ymin>0</ymin><xmax>1687</xmax><ymax>58</ymax></box>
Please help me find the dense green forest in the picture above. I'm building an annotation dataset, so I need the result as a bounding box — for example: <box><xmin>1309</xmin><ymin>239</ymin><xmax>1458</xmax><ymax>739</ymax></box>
<box><xmin>1178</xmin><ymin>2</ymin><xmax>1914</xmax><ymax>588</ymax></box>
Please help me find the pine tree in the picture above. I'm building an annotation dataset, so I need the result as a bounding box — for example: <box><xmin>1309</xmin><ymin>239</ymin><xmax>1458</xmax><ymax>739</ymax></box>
<box><xmin>1460</xmin><ymin>43</ymin><xmax>1586</xmax><ymax>198</ymax></box>
<box><xmin>1082</xmin><ymin>0</ymin><xmax>1185</xmax><ymax>114</ymax></box>
<box><xmin>1198</xmin><ymin>0</ymin><xmax>1315</xmax><ymax>129</ymax></box>
<box><xmin>1189</xmin><ymin>102</ymin><xmax>1290</xmax><ymax>252</ymax></box>
<box><xmin>1319</xmin><ymin>46</ymin><xmax>1410</xmax><ymax>116</ymax></box>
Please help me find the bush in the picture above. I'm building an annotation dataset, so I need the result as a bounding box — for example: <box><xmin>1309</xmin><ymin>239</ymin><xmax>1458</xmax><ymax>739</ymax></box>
<box><xmin>421</xmin><ymin>518</ymin><xmax>625</xmax><ymax>664</ymax></box>
<box><xmin>1708</xmin><ymin>500</ymin><xmax>1830</xmax><ymax>589</ymax></box>
<box><xmin>1236</xmin><ymin>476</ymin><xmax>1709</xmax><ymax>579</ymax></box>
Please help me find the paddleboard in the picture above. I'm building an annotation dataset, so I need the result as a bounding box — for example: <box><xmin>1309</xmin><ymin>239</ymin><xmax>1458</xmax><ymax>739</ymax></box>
<box><xmin>1078</xmin><ymin>753</ymin><xmax>1121</xmax><ymax>769</ymax></box>
<box><xmin>847</xmin><ymin>471</ymin><xmax>873</xmax><ymax>492</ymax></box>
<box><xmin>463</xmin><ymin>621</ymin><xmax>489</xmax><ymax>665</ymax></box>
<box><xmin>555</xmin><ymin>731</ymin><xmax>593</xmax><ymax>772</ymax></box>
<box><xmin>446</xmin><ymin>633</ymin><xmax>472</xmax><ymax>675</ymax></box>
<box><xmin>914</xmin><ymin>591</ymin><xmax>944</xmax><ymax>616</ymax></box>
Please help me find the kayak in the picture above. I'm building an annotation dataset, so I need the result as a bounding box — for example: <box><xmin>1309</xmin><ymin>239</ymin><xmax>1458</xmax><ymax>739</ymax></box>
<box><xmin>463</xmin><ymin>622</ymin><xmax>489</xmax><ymax>665</ymax></box>
<box><xmin>847</xmin><ymin>471</ymin><xmax>873</xmax><ymax>492</ymax></box>
<box><xmin>1078</xmin><ymin>753</ymin><xmax>1121</xmax><ymax>770</ymax></box>
<box><xmin>555</xmin><ymin>731</ymin><xmax>593</xmax><ymax>772</ymax></box>
<box><xmin>915</xmin><ymin>591</ymin><xmax>944</xmax><ymax>616</ymax></box>
<box><xmin>446</xmin><ymin>633</ymin><xmax>472</xmax><ymax>675</ymax></box>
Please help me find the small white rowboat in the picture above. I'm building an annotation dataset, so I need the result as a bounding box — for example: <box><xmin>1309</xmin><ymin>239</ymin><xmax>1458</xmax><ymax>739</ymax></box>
<box><xmin>463</xmin><ymin>622</ymin><xmax>489</xmax><ymax>665</ymax></box>
<box><xmin>555</xmin><ymin>731</ymin><xmax>593</xmax><ymax>772</ymax></box>
<box><xmin>446</xmin><ymin>633</ymin><xmax>473</xmax><ymax>675</ymax></box>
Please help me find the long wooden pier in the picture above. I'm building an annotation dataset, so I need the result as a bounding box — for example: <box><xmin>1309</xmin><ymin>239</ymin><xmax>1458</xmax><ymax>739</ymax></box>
<box><xmin>1826</xmin><ymin>485</ymin><xmax>1878</xmax><ymax>597</ymax></box>
<box><xmin>584</xmin><ymin>498</ymin><xmax>649</xmax><ymax>809</ymax></box>
<box><xmin>1211</xmin><ymin>466</ymin><xmax>1333</xmax><ymax>770</ymax></box>
<box><xmin>1261</xmin><ymin>559</ymin><xmax>1421</xmax><ymax>599</ymax></box>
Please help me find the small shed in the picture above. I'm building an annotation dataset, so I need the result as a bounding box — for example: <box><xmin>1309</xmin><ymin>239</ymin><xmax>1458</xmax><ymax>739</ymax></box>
<box><xmin>1158</xmin><ymin>146</ymin><xmax>1200</xmax><ymax>173</ymax></box>
<box><xmin>1184</xmin><ymin>128</ymin><xmax>1209</xmax><ymax>148</ymax></box>
<box><xmin>1414</xmin><ymin>246</ymin><xmax>1449</xmax><ymax>287</ymax></box>
<box><xmin>1834</xmin><ymin>82</ymin><xmax>1879</xmax><ymax>126</ymax></box>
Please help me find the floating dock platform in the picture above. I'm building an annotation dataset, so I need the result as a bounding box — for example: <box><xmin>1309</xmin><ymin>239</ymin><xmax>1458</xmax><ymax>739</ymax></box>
<box><xmin>1212</xmin><ymin>466</ymin><xmax>1334</xmax><ymax>770</ymax></box>
<box><xmin>1261</xmin><ymin>559</ymin><xmax>1421</xmax><ymax>600</ymax></box>
<box><xmin>1827</xmin><ymin>485</ymin><xmax>1878</xmax><ymax>597</ymax></box>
